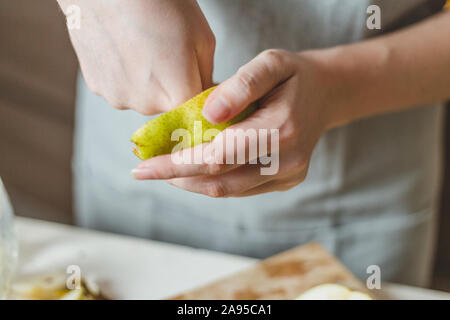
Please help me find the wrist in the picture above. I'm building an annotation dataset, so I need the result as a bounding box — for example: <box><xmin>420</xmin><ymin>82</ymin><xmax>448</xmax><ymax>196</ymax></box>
<box><xmin>300</xmin><ymin>41</ymin><xmax>392</xmax><ymax>131</ymax></box>
<box><xmin>296</xmin><ymin>48</ymin><xmax>350</xmax><ymax>131</ymax></box>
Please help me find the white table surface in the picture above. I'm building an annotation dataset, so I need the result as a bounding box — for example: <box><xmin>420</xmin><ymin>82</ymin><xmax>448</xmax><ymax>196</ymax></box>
<box><xmin>13</xmin><ymin>217</ymin><xmax>450</xmax><ymax>300</ymax></box>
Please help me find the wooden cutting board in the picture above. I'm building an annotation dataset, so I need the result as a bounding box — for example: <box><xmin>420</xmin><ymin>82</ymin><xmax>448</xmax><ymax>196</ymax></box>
<box><xmin>173</xmin><ymin>243</ymin><xmax>370</xmax><ymax>300</ymax></box>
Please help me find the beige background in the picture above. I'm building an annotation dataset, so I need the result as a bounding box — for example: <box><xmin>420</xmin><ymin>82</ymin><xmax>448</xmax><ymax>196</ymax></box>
<box><xmin>0</xmin><ymin>0</ymin><xmax>448</xmax><ymax>290</ymax></box>
<box><xmin>0</xmin><ymin>0</ymin><xmax>77</xmax><ymax>223</ymax></box>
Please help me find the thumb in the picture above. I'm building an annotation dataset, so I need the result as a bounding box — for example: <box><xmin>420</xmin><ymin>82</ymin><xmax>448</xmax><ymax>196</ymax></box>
<box><xmin>202</xmin><ymin>49</ymin><xmax>295</xmax><ymax>124</ymax></box>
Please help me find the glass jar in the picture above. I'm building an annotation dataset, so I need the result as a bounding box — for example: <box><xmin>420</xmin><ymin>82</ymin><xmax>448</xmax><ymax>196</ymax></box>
<box><xmin>0</xmin><ymin>178</ymin><xmax>18</xmax><ymax>299</ymax></box>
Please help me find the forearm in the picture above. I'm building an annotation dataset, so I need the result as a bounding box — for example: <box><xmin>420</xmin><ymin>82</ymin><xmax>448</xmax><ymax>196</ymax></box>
<box><xmin>313</xmin><ymin>10</ymin><xmax>450</xmax><ymax>129</ymax></box>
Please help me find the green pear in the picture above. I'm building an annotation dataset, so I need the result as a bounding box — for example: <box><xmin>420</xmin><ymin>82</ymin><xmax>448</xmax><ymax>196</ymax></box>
<box><xmin>131</xmin><ymin>87</ymin><xmax>257</xmax><ymax>160</ymax></box>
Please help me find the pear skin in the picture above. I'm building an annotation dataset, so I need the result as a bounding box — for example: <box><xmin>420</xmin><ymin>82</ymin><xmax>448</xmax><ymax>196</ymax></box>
<box><xmin>131</xmin><ymin>87</ymin><xmax>257</xmax><ymax>160</ymax></box>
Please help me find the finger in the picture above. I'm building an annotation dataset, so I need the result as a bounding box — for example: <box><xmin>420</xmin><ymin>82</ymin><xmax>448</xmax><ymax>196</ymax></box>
<box><xmin>133</xmin><ymin>99</ymin><xmax>298</xmax><ymax>181</ymax></box>
<box><xmin>202</xmin><ymin>49</ymin><xmax>295</xmax><ymax>124</ymax></box>
<box><xmin>165</xmin><ymin>149</ymin><xmax>307</xmax><ymax>197</ymax></box>
<box><xmin>227</xmin><ymin>174</ymin><xmax>306</xmax><ymax>197</ymax></box>
<box><xmin>207</xmin><ymin>72</ymin><xmax>305</xmax><ymax>166</ymax></box>
<box><xmin>205</xmin><ymin>106</ymin><xmax>282</xmax><ymax>167</ymax></box>
<box><xmin>166</xmin><ymin>163</ymin><xmax>275</xmax><ymax>198</ymax></box>
<box><xmin>132</xmin><ymin>143</ymin><xmax>238</xmax><ymax>180</ymax></box>
<box><xmin>133</xmin><ymin>104</ymin><xmax>281</xmax><ymax>180</ymax></box>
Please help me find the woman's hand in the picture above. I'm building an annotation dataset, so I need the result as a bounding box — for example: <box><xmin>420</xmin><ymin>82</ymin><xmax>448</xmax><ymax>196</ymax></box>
<box><xmin>132</xmin><ymin>10</ymin><xmax>450</xmax><ymax>198</ymax></box>
<box><xmin>57</xmin><ymin>0</ymin><xmax>215</xmax><ymax>114</ymax></box>
<box><xmin>132</xmin><ymin>49</ymin><xmax>337</xmax><ymax>197</ymax></box>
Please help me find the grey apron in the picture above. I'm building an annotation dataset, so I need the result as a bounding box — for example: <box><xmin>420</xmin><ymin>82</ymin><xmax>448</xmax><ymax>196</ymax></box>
<box><xmin>73</xmin><ymin>0</ymin><xmax>446</xmax><ymax>286</ymax></box>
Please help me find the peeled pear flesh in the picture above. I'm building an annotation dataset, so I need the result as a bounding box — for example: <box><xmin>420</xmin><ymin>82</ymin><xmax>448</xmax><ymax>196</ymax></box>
<box><xmin>10</xmin><ymin>274</ymin><xmax>100</xmax><ymax>300</ymax></box>
<box><xmin>296</xmin><ymin>284</ymin><xmax>372</xmax><ymax>300</ymax></box>
<box><xmin>131</xmin><ymin>87</ymin><xmax>257</xmax><ymax>160</ymax></box>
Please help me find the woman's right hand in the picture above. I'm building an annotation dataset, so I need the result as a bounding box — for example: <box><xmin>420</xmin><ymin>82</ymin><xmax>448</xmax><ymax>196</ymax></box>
<box><xmin>57</xmin><ymin>0</ymin><xmax>215</xmax><ymax>115</ymax></box>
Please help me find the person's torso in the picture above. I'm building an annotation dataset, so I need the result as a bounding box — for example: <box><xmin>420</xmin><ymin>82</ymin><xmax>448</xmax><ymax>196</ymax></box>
<box><xmin>74</xmin><ymin>0</ymin><xmax>445</xmax><ymax>255</ymax></box>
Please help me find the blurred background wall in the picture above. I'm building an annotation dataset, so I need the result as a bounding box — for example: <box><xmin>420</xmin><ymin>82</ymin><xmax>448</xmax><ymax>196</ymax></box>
<box><xmin>0</xmin><ymin>0</ymin><xmax>448</xmax><ymax>290</ymax></box>
<box><xmin>0</xmin><ymin>0</ymin><xmax>77</xmax><ymax>224</ymax></box>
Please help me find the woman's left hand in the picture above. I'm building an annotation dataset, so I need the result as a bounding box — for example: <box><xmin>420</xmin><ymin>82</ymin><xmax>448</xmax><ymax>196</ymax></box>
<box><xmin>133</xmin><ymin>49</ymin><xmax>340</xmax><ymax>197</ymax></box>
<box><xmin>134</xmin><ymin>10</ymin><xmax>450</xmax><ymax>197</ymax></box>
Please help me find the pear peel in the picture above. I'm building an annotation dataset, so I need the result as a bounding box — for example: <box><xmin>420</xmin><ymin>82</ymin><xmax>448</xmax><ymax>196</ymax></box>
<box><xmin>131</xmin><ymin>87</ymin><xmax>257</xmax><ymax>160</ymax></box>
<box><xmin>10</xmin><ymin>274</ymin><xmax>102</xmax><ymax>300</ymax></box>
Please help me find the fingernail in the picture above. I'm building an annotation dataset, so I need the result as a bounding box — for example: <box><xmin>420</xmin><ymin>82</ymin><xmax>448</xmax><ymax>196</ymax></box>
<box><xmin>203</xmin><ymin>96</ymin><xmax>230</xmax><ymax>124</ymax></box>
<box><xmin>131</xmin><ymin>168</ymin><xmax>156</xmax><ymax>180</ymax></box>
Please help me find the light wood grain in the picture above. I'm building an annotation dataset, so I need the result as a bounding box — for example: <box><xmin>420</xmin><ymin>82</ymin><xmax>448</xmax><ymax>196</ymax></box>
<box><xmin>173</xmin><ymin>243</ymin><xmax>370</xmax><ymax>300</ymax></box>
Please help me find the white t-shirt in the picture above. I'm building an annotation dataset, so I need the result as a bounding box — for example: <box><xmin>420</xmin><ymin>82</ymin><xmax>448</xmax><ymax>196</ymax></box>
<box><xmin>73</xmin><ymin>0</ymin><xmax>446</xmax><ymax>285</ymax></box>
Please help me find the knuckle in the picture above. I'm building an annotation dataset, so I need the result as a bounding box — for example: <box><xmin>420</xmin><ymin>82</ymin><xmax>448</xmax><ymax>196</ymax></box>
<box><xmin>287</xmin><ymin>180</ymin><xmax>299</xmax><ymax>188</ymax></box>
<box><xmin>85</xmin><ymin>79</ymin><xmax>101</xmax><ymax>96</ymax></box>
<box><xmin>132</xmin><ymin>97</ymin><xmax>160</xmax><ymax>115</ymax></box>
<box><xmin>296</xmin><ymin>172</ymin><xmax>307</xmax><ymax>184</ymax></box>
<box><xmin>278</xmin><ymin>175</ymin><xmax>306</xmax><ymax>192</ymax></box>
<box><xmin>298</xmin><ymin>175</ymin><xmax>306</xmax><ymax>184</ymax></box>
<box><xmin>280</xmin><ymin>121</ymin><xmax>297</xmax><ymax>142</ymax></box>
<box><xmin>136</xmin><ymin>105</ymin><xmax>156</xmax><ymax>116</ymax></box>
<box><xmin>288</xmin><ymin>156</ymin><xmax>308</xmax><ymax>172</ymax></box>
<box><xmin>261</xmin><ymin>49</ymin><xmax>287</xmax><ymax>69</ymax></box>
<box><xmin>236</xmin><ymin>68</ymin><xmax>258</xmax><ymax>97</ymax></box>
<box><xmin>207</xmin><ymin>163</ymin><xmax>224</xmax><ymax>175</ymax></box>
<box><xmin>296</xmin><ymin>157</ymin><xmax>309</xmax><ymax>171</ymax></box>
<box><xmin>204</xmin><ymin>32</ymin><xmax>216</xmax><ymax>51</ymax></box>
<box><xmin>281</xmin><ymin>180</ymin><xmax>300</xmax><ymax>191</ymax></box>
<box><xmin>279</xmin><ymin>184</ymin><xmax>295</xmax><ymax>191</ymax></box>
<box><xmin>161</xmin><ymin>166</ymin><xmax>174</xmax><ymax>179</ymax></box>
<box><xmin>102</xmin><ymin>90</ymin><xmax>128</xmax><ymax>110</ymax></box>
<box><xmin>205</xmin><ymin>181</ymin><xmax>227</xmax><ymax>198</ymax></box>
<box><xmin>107</xmin><ymin>98</ymin><xmax>127</xmax><ymax>110</ymax></box>
<box><xmin>197</xmin><ymin>31</ymin><xmax>216</xmax><ymax>52</ymax></box>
